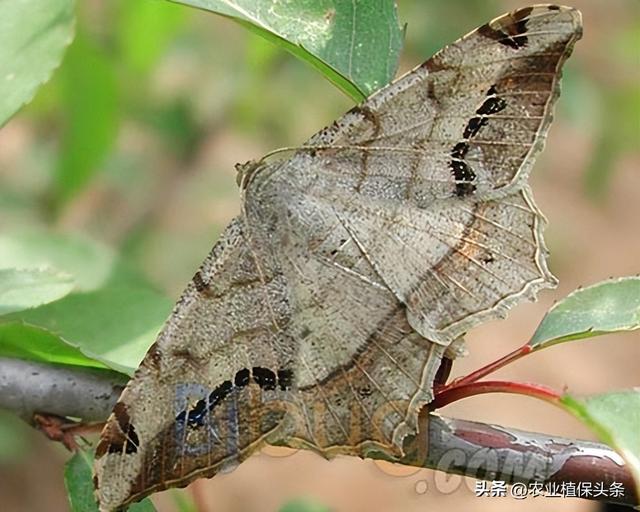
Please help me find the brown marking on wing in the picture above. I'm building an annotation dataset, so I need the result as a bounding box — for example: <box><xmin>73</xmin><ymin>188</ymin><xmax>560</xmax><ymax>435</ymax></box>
<box><xmin>120</xmin><ymin>382</ymin><xmax>287</xmax><ymax>508</ymax></box>
<box><xmin>96</xmin><ymin>403</ymin><xmax>140</xmax><ymax>457</ymax></box>
<box><xmin>478</xmin><ymin>6</ymin><xmax>533</xmax><ymax>50</ymax></box>
<box><xmin>348</xmin><ymin>106</ymin><xmax>382</xmax><ymax>193</ymax></box>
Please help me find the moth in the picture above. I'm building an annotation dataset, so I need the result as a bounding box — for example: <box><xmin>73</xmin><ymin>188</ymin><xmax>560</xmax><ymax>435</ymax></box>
<box><xmin>94</xmin><ymin>5</ymin><xmax>582</xmax><ymax>510</ymax></box>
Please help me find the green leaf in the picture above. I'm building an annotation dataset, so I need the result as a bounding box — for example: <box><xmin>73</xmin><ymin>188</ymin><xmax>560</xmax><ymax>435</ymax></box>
<box><xmin>0</xmin><ymin>231</ymin><xmax>115</xmax><ymax>292</ymax></box>
<box><xmin>560</xmin><ymin>390</ymin><xmax>640</xmax><ymax>489</ymax></box>
<box><xmin>65</xmin><ymin>450</ymin><xmax>156</xmax><ymax>512</ymax></box>
<box><xmin>1</xmin><ymin>264</ymin><xmax>172</xmax><ymax>375</ymax></box>
<box><xmin>65</xmin><ymin>451</ymin><xmax>100</xmax><ymax>512</ymax></box>
<box><xmin>0</xmin><ymin>0</ymin><xmax>75</xmax><ymax>126</ymax></box>
<box><xmin>169</xmin><ymin>0</ymin><xmax>403</xmax><ymax>100</ymax></box>
<box><xmin>529</xmin><ymin>276</ymin><xmax>640</xmax><ymax>349</ymax></box>
<box><xmin>0</xmin><ymin>268</ymin><xmax>74</xmax><ymax>315</ymax></box>
<box><xmin>0</xmin><ymin>231</ymin><xmax>172</xmax><ymax>374</ymax></box>
<box><xmin>54</xmin><ymin>29</ymin><xmax>120</xmax><ymax>207</ymax></box>
<box><xmin>0</xmin><ymin>322</ymin><xmax>109</xmax><ymax>370</ymax></box>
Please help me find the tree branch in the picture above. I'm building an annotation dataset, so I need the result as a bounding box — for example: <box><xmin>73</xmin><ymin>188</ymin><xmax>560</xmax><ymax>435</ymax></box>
<box><xmin>401</xmin><ymin>413</ymin><xmax>637</xmax><ymax>507</ymax></box>
<box><xmin>0</xmin><ymin>357</ymin><xmax>127</xmax><ymax>423</ymax></box>
<box><xmin>0</xmin><ymin>357</ymin><xmax>637</xmax><ymax>508</ymax></box>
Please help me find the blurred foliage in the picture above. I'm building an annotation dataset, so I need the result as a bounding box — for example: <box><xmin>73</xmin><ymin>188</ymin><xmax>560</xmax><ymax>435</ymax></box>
<box><xmin>0</xmin><ymin>0</ymin><xmax>74</xmax><ymax>127</ymax></box>
<box><xmin>279</xmin><ymin>497</ymin><xmax>332</xmax><ymax>512</ymax></box>
<box><xmin>53</xmin><ymin>29</ymin><xmax>120</xmax><ymax>210</ymax></box>
<box><xmin>0</xmin><ymin>409</ymin><xmax>29</xmax><ymax>463</ymax></box>
<box><xmin>0</xmin><ymin>230</ymin><xmax>171</xmax><ymax>373</ymax></box>
<box><xmin>0</xmin><ymin>231</ymin><xmax>172</xmax><ymax>374</ymax></box>
<box><xmin>0</xmin><ymin>268</ymin><xmax>74</xmax><ymax>315</ymax></box>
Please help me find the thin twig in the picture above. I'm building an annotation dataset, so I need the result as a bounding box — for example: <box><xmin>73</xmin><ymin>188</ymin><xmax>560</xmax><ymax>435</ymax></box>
<box><xmin>432</xmin><ymin>379</ymin><xmax>561</xmax><ymax>409</ymax></box>
<box><xmin>442</xmin><ymin>344</ymin><xmax>533</xmax><ymax>389</ymax></box>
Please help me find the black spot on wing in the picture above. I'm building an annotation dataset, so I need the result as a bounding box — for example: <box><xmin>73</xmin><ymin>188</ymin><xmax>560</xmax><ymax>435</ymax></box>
<box><xmin>451</xmin><ymin>142</ymin><xmax>469</xmax><ymax>160</ymax></box>
<box><xmin>104</xmin><ymin>422</ymin><xmax>139</xmax><ymax>455</ymax></box>
<box><xmin>450</xmin><ymin>83</ymin><xmax>509</xmax><ymax>197</ymax></box>
<box><xmin>186</xmin><ymin>399</ymin><xmax>208</xmax><ymax>427</ymax></box>
<box><xmin>252</xmin><ymin>367</ymin><xmax>277</xmax><ymax>390</ymax></box>
<box><xmin>110</xmin><ymin>402</ymin><xmax>140</xmax><ymax>454</ymax></box>
<box><xmin>209</xmin><ymin>380</ymin><xmax>233</xmax><ymax>407</ymax></box>
<box><xmin>476</xmin><ymin>86</ymin><xmax>507</xmax><ymax>115</ymax></box>
<box><xmin>277</xmin><ymin>369</ymin><xmax>294</xmax><ymax>391</ymax></box>
<box><xmin>175</xmin><ymin>379</ymin><xmax>233</xmax><ymax>430</ymax></box>
<box><xmin>174</xmin><ymin>368</ymin><xmax>294</xmax><ymax>430</ymax></box>
<box><xmin>450</xmin><ymin>141</ymin><xmax>476</xmax><ymax>197</ymax></box>
<box><xmin>450</xmin><ymin>160</ymin><xmax>477</xmax><ymax>197</ymax></box>
<box><xmin>193</xmin><ymin>271</ymin><xmax>208</xmax><ymax>293</ymax></box>
<box><xmin>462</xmin><ymin>85</ymin><xmax>507</xmax><ymax>139</ymax></box>
<box><xmin>477</xmin><ymin>24</ymin><xmax>507</xmax><ymax>45</ymax></box>
<box><xmin>463</xmin><ymin>116</ymin><xmax>489</xmax><ymax>139</ymax></box>
<box><xmin>234</xmin><ymin>368</ymin><xmax>250</xmax><ymax>387</ymax></box>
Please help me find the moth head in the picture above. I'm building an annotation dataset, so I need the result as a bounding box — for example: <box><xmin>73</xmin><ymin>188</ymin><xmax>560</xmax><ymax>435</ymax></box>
<box><xmin>235</xmin><ymin>159</ymin><xmax>264</xmax><ymax>190</ymax></box>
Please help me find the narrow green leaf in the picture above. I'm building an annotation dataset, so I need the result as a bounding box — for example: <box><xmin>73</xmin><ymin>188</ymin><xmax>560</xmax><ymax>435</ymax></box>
<box><xmin>0</xmin><ymin>323</ymin><xmax>109</xmax><ymax>370</ymax></box>
<box><xmin>560</xmin><ymin>390</ymin><xmax>640</xmax><ymax>490</ymax></box>
<box><xmin>529</xmin><ymin>276</ymin><xmax>640</xmax><ymax>349</ymax></box>
<box><xmin>169</xmin><ymin>0</ymin><xmax>403</xmax><ymax>100</ymax></box>
<box><xmin>0</xmin><ymin>268</ymin><xmax>74</xmax><ymax>315</ymax></box>
<box><xmin>0</xmin><ymin>0</ymin><xmax>75</xmax><ymax>126</ymax></box>
<box><xmin>65</xmin><ymin>450</ymin><xmax>156</xmax><ymax>512</ymax></box>
<box><xmin>54</xmin><ymin>30</ymin><xmax>120</xmax><ymax>207</ymax></box>
<box><xmin>65</xmin><ymin>451</ymin><xmax>100</xmax><ymax>512</ymax></box>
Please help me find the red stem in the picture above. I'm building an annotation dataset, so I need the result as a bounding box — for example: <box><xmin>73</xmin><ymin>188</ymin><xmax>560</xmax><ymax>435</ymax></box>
<box><xmin>431</xmin><ymin>379</ymin><xmax>562</xmax><ymax>410</ymax></box>
<box><xmin>441</xmin><ymin>343</ymin><xmax>533</xmax><ymax>390</ymax></box>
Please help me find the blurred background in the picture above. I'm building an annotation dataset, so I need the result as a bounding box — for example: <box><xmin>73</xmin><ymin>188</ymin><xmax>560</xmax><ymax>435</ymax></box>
<box><xmin>0</xmin><ymin>0</ymin><xmax>638</xmax><ymax>510</ymax></box>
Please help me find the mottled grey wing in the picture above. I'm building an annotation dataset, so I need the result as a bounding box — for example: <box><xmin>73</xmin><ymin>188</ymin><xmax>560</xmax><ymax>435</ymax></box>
<box><xmin>94</xmin><ymin>218</ymin><xmax>296</xmax><ymax>510</ymax></box>
<box><xmin>259</xmin><ymin>220</ymin><xmax>448</xmax><ymax>456</ymax></box>
<box><xmin>284</xmin><ymin>5</ymin><xmax>581</xmax><ymax>343</ymax></box>
<box><xmin>306</xmin><ymin>5</ymin><xmax>581</xmax><ymax>198</ymax></box>
<box><xmin>94</xmin><ymin>213</ymin><xmax>448</xmax><ymax>510</ymax></box>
